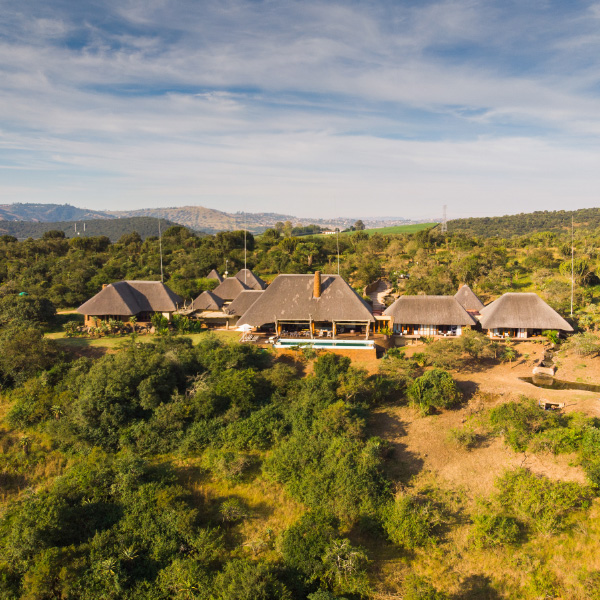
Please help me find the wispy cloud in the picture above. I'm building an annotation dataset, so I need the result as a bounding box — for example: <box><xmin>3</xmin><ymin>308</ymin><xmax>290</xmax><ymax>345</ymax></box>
<box><xmin>1</xmin><ymin>0</ymin><xmax>600</xmax><ymax>218</ymax></box>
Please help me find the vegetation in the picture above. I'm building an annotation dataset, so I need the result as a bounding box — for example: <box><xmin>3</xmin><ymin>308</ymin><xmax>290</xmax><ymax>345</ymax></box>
<box><xmin>448</xmin><ymin>206</ymin><xmax>600</xmax><ymax>237</ymax></box>
<box><xmin>0</xmin><ymin>217</ymin><xmax>180</xmax><ymax>242</ymax></box>
<box><xmin>3</xmin><ymin>211</ymin><xmax>600</xmax><ymax>598</ymax></box>
<box><xmin>407</xmin><ymin>369</ymin><xmax>461</xmax><ymax>415</ymax></box>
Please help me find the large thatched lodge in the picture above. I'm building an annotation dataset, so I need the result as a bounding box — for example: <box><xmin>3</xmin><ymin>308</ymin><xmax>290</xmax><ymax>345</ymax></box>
<box><xmin>78</xmin><ymin>271</ymin><xmax>573</xmax><ymax>344</ymax></box>
<box><xmin>238</xmin><ymin>272</ymin><xmax>375</xmax><ymax>337</ymax></box>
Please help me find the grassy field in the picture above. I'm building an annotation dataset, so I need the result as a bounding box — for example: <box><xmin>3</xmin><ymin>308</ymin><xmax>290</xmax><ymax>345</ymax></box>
<box><xmin>338</xmin><ymin>222</ymin><xmax>438</xmax><ymax>236</ymax></box>
<box><xmin>47</xmin><ymin>327</ymin><xmax>242</xmax><ymax>352</ymax></box>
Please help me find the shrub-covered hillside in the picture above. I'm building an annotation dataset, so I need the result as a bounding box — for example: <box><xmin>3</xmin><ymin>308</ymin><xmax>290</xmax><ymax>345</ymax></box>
<box><xmin>2</xmin><ymin>300</ymin><xmax>600</xmax><ymax>597</ymax></box>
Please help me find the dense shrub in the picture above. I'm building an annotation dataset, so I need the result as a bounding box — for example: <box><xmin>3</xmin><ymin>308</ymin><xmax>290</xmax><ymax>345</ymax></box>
<box><xmin>0</xmin><ymin>325</ymin><xmax>60</xmax><ymax>388</ymax></box>
<box><xmin>407</xmin><ymin>369</ymin><xmax>461</xmax><ymax>415</ymax></box>
<box><xmin>470</xmin><ymin>507</ymin><xmax>521</xmax><ymax>548</ymax></box>
<box><xmin>0</xmin><ymin>451</ymin><xmax>221</xmax><ymax>599</ymax></box>
<box><xmin>212</xmin><ymin>559</ymin><xmax>291</xmax><ymax>600</ymax></box>
<box><xmin>494</xmin><ymin>468</ymin><xmax>591</xmax><ymax>535</ymax></box>
<box><xmin>0</xmin><ymin>294</ymin><xmax>56</xmax><ymax>326</ymax></box>
<box><xmin>279</xmin><ymin>511</ymin><xmax>339</xmax><ymax>581</ymax></box>
<box><xmin>487</xmin><ymin>397</ymin><xmax>558</xmax><ymax>451</ymax></box>
<box><xmin>403</xmin><ymin>574</ymin><xmax>449</xmax><ymax>600</ymax></box>
<box><xmin>565</xmin><ymin>332</ymin><xmax>600</xmax><ymax>356</ymax></box>
<box><xmin>381</xmin><ymin>493</ymin><xmax>444</xmax><ymax>549</ymax></box>
<box><xmin>267</xmin><ymin>433</ymin><xmax>389</xmax><ymax>521</ymax></box>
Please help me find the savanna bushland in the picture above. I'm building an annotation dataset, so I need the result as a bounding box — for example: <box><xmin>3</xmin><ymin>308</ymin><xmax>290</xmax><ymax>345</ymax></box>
<box><xmin>3</xmin><ymin>215</ymin><xmax>600</xmax><ymax>598</ymax></box>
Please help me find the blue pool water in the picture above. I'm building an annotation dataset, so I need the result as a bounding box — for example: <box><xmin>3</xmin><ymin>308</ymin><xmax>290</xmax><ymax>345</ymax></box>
<box><xmin>274</xmin><ymin>338</ymin><xmax>375</xmax><ymax>350</ymax></box>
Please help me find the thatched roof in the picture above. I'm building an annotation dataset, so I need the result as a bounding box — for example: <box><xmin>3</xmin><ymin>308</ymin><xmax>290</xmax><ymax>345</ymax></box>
<box><xmin>78</xmin><ymin>281</ymin><xmax>182</xmax><ymax>316</ymax></box>
<box><xmin>207</xmin><ymin>269</ymin><xmax>223</xmax><ymax>283</ymax></box>
<box><xmin>478</xmin><ymin>293</ymin><xmax>573</xmax><ymax>331</ymax></box>
<box><xmin>192</xmin><ymin>290</ymin><xmax>224</xmax><ymax>311</ymax></box>
<box><xmin>225</xmin><ymin>290</ymin><xmax>263</xmax><ymax>316</ymax></box>
<box><xmin>238</xmin><ymin>274</ymin><xmax>374</xmax><ymax>326</ymax></box>
<box><xmin>383</xmin><ymin>296</ymin><xmax>476</xmax><ymax>326</ymax></box>
<box><xmin>213</xmin><ymin>277</ymin><xmax>250</xmax><ymax>301</ymax></box>
<box><xmin>234</xmin><ymin>269</ymin><xmax>267</xmax><ymax>290</ymax></box>
<box><xmin>455</xmin><ymin>285</ymin><xmax>485</xmax><ymax>312</ymax></box>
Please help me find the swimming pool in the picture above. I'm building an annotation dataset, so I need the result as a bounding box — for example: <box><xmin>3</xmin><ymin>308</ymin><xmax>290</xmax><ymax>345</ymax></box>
<box><xmin>274</xmin><ymin>338</ymin><xmax>375</xmax><ymax>350</ymax></box>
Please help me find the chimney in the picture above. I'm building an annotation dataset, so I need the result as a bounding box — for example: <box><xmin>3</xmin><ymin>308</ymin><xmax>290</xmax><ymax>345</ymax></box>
<box><xmin>313</xmin><ymin>271</ymin><xmax>321</xmax><ymax>298</ymax></box>
<box><xmin>102</xmin><ymin>284</ymin><xmax>108</xmax><ymax>289</ymax></box>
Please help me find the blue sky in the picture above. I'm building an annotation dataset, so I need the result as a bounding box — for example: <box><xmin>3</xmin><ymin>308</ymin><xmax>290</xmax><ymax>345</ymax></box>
<box><xmin>1</xmin><ymin>0</ymin><xmax>600</xmax><ymax>220</ymax></box>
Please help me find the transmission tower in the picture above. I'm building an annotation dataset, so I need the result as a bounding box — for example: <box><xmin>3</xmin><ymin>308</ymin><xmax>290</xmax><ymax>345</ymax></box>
<box><xmin>441</xmin><ymin>205</ymin><xmax>448</xmax><ymax>233</ymax></box>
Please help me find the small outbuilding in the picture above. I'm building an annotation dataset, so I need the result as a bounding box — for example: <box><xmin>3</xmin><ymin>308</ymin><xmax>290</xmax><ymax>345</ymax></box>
<box><xmin>383</xmin><ymin>295</ymin><xmax>476</xmax><ymax>338</ymax></box>
<box><xmin>478</xmin><ymin>292</ymin><xmax>573</xmax><ymax>339</ymax></box>
<box><xmin>77</xmin><ymin>281</ymin><xmax>182</xmax><ymax>326</ymax></box>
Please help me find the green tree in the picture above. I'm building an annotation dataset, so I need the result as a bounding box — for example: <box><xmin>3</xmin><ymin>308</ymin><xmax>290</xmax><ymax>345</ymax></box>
<box><xmin>407</xmin><ymin>369</ymin><xmax>461</xmax><ymax>415</ymax></box>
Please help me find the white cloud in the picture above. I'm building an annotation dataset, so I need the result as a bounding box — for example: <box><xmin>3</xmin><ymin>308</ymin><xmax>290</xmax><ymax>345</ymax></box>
<box><xmin>1</xmin><ymin>0</ymin><xmax>600</xmax><ymax>218</ymax></box>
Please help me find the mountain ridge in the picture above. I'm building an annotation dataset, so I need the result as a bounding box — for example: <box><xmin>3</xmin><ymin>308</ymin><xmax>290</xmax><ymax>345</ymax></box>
<box><xmin>0</xmin><ymin>203</ymin><xmax>413</xmax><ymax>233</ymax></box>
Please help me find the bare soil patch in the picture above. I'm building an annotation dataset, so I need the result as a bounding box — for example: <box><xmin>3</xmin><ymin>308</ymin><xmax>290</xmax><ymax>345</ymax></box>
<box><xmin>370</xmin><ymin>342</ymin><xmax>596</xmax><ymax>499</ymax></box>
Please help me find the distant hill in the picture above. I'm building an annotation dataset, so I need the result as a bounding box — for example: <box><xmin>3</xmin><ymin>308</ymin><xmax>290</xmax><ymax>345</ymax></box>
<box><xmin>0</xmin><ymin>202</ymin><xmax>416</xmax><ymax>234</ymax></box>
<box><xmin>110</xmin><ymin>206</ymin><xmax>285</xmax><ymax>234</ymax></box>
<box><xmin>448</xmin><ymin>207</ymin><xmax>600</xmax><ymax>237</ymax></box>
<box><xmin>0</xmin><ymin>203</ymin><xmax>112</xmax><ymax>222</ymax></box>
<box><xmin>111</xmin><ymin>206</ymin><xmax>417</xmax><ymax>234</ymax></box>
<box><xmin>0</xmin><ymin>217</ymin><xmax>180</xmax><ymax>242</ymax></box>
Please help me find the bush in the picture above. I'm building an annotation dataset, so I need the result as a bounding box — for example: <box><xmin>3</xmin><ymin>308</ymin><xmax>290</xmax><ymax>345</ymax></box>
<box><xmin>279</xmin><ymin>512</ymin><xmax>339</xmax><ymax>580</ymax></box>
<box><xmin>267</xmin><ymin>432</ymin><xmax>388</xmax><ymax>521</ymax></box>
<box><xmin>407</xmin><ymin>369</ymin><xmax>461</xmax><ymax>415</ymax></box>
<box><xmin>321</xmin><ymin>539</ymin><xmax>370</xmax><ymax>596</ymax></box>
<box><xmin>203</xmin><ymin>449</ymin><xmax>253</xmax><ymax>481</ymax></box>
<box><xmin>212</xmin><ymin>559</ymin><xmax>291</xmax><ymax>600</ymax></box>
<box><xmin>422</xmin><ymin>339</ymin><xmax>463</xmax><ymax>370</ymax></box>
<box><xmin>529</xmin><ymin>425</ymin><xmax>584</xmax><ymax>455</ymax></box>
<box><xmin>580</xmin><ymin>426</ymin><xmax>600</xmax><ymax>486</ymax></box>
<box><xmin>381</xmin><ymin>493</ymin><xmax>443</xmax><ymax>549</ymax></box>
<box><xmin>0</xmin><ymin>295</ymin><xmax>56</xmax><ymax>326</ymax></box>
<box><xmin>565</xmin><ymin>332</ymin><xmax>600</xmax><ymax>357</ymax></box>
<box><xmin>494</xmin><ymin>468</ymin><xmax>591</xmax><ymax>535</ymax></box>
<box><xmin>403</xmin><ymin>574</ymin><xmax>449</xmax><ymax>600</ymax></box>
<box><xmin>459</xmin><ymin>329</ymin><xmax>495</xmax><ymax>361</ymax></box>
<box><xmin>470</xmin><ymin>508</ymin><xmax>521</xmax><ymax>548</ymax></box>
<box><xmin>487</xmin><ymin>397</ymin><xmax>558</xmax><ymax>452</ymax></box>
<box><xmin>447</xmin><ymin>426</ymin><xmax>478</xmax><ymax>450</ymax></box>
<box><xmin>220</xmin><ymin>497</ymin><xmax>249</xmax><ymax>523</ymax></box>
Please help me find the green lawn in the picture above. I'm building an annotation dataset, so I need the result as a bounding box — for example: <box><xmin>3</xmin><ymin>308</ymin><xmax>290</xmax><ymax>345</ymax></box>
<box><xmin>315</xmin><ymin>222</ymin><xmax>438</xmax><ymax>237</ymax></box>
<box><xmin>48</xmin><ymin>328</ymin><xmax>242</xmax><ymax>351</ymax></box>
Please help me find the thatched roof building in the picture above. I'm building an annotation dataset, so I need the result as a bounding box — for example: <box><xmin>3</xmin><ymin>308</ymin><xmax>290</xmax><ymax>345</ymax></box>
<box><xmin>213</xmin><ymin>277</ymin><xmax>250</xmax><ymax>302</ymax></box>
<box><xmin>384</xmin><ymin>296</ymin><xmax>476</xmax><ymax>326</ymax></box>
<box><xmin>455</xmin><ymin>285</ymin><xmax>485</xmax><ymax>314</ymax></box>
<box><xmin>192</xmin><ymin>290</ymin><xmax>224</xmax><ymax>312</ymax></box>
<box><xmin>234</xmin><ymin>269</ymin><xmax>267</xmax><ymax>290</ymax></box>
<box><xmin>77</xmin><ymin>281</ymin><xmax>182</xmax><ymax>322</ymax></box>
<box><xmin>478</xmin><ymin>293</ymin><xmax>573</xmax><ymax>333</ymax></box>
<box><xmin>238</xmin><ymin>272</ymin><xmax>374</xmax><ymax>329</ymax></box>
<box><xmin>207</xmin><ymin>269</ymin><xmax>223</xmax><ymax>283</ymax></box>
<box><xmin>225</xmin><ymin>290</ymin><xmax>263</xmax><ymax>317</ymax></box>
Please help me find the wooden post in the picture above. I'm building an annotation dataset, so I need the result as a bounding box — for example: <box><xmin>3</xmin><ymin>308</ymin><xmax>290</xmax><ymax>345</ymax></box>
<box><xmin>365</xmin><ymin>321</ymin><xmax>370</xmax><ymax>340</ymax></box>
<box><xmin>332</xmin><ymin>321</ymin><xmax>336</xmax><ymax>339</ymax></box>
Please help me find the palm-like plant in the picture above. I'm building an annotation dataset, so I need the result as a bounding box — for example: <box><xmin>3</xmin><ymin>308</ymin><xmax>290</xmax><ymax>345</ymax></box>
<box><xmin>128</xmin><ymin>315</ymin><xmax>137</xmax><ymax>332</ymax></box>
